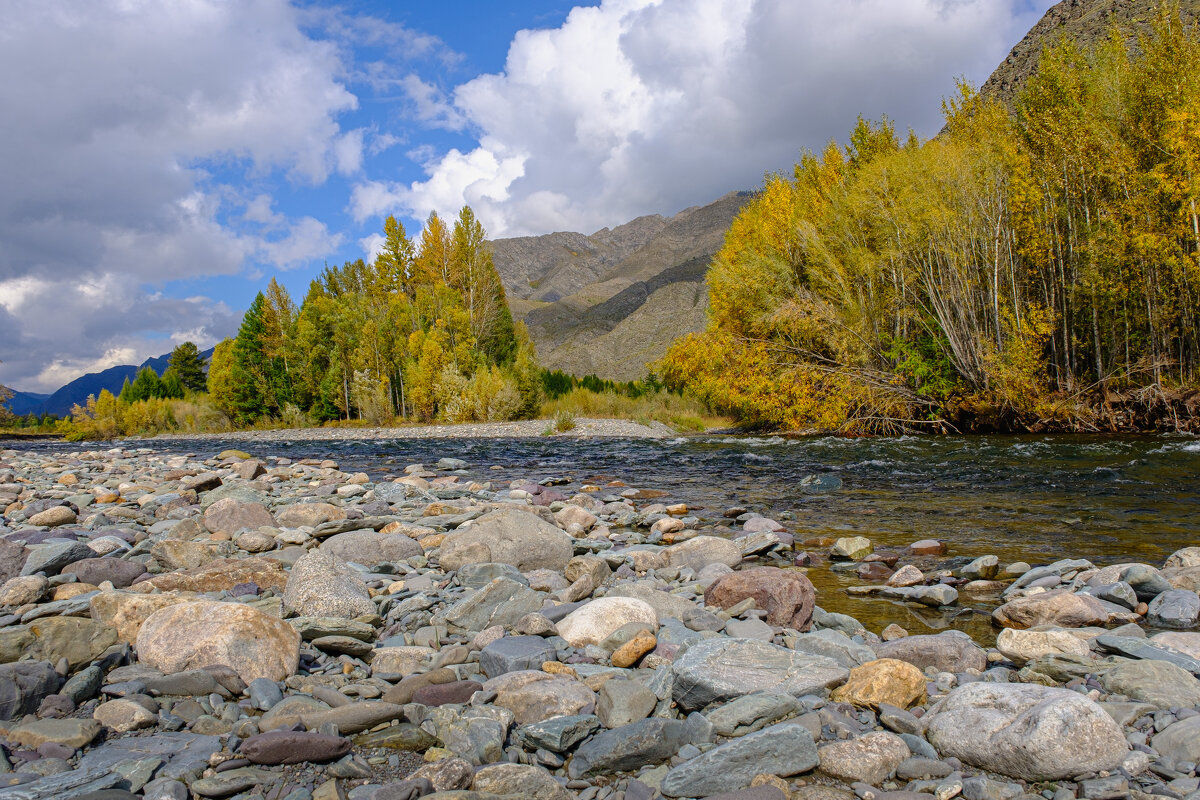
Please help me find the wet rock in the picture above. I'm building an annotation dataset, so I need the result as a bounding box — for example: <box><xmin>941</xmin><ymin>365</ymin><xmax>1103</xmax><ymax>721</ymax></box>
<box><xmin>479</xmin><ymin>635</ymin><xmax>558</xmax><ymax>678</ymax></box>
<box><xmin>705</xmin><ymin>567</ymin><xmax>816</xmax><ymax>630</ymax></box>
<box><xmin>439</xmin><ymin>507</ymin><xmax>573</xmax><ymax>572</ymax></box>
<box><xmin>960</xmin><ymin>555</ymin><xmax>999</xmax><ymax>580</ymax></box>
<box><xmin>660</xmin><ymin>722</ymin><xmax>819</xmax><ymax>797</ymax></box>
<box><xmin>136</xmin><ymin>599</ymin><xmax>300</xmax><ymax>683</ymax></box>
<box><xmin>818</xmin><ymin>731</ymin><xmax>911</xmax><ymax>785</ymax></box>
<box><xmin>923</xmin><ymin>682</ymin><xmax>1128</xmax><ymax>781</ymax></box>
<box><xmin>831</xmin><ymin>658</ymin><xmax>926</xmax><ymax>709</ymax></box>
<box><xmin>831</xmin><ymin>536</ymin><xmax>872</xmax><ymax>561</ymax></box>
<box><xmin>672</xmin><ymin>637</ymin><xmax>848</xmax><ymax>711</ymax></box>
<box><xmin>555</xmin><ymin>597</ymin><xmax>657</xmax><ymax>648</ymax></box>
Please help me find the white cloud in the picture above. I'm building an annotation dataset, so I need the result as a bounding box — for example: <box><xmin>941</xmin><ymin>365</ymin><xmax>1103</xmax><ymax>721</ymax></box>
<box><xmin>360</xmin><ymin>233</ymin><xmax>387</xmax><ymax>262</ymax></box>
<box><xmin>257</xmin><ymin>217</ymin><xmax>344</xmax><ymax>269</ymax></box>
<box><xmin>357</xmin><ymin>0</ymin><xmax>1052</xmax><ymax>237</ymax></box>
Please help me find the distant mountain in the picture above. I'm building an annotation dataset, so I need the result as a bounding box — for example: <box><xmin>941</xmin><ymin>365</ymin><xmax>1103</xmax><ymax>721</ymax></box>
<box><xmin>3</xmin><ymin>348</ymin><xmax>214</xmax><ymax>418</ymax></box>
<box><xmin>982</xmin><ymin>0</ymin><xmax>1200</xmax><ymax>107</ymax></box>
<box><xmin>491</xmin><ymin>191</ymin><xmax>752</xmax><ymax>381</ymax></box>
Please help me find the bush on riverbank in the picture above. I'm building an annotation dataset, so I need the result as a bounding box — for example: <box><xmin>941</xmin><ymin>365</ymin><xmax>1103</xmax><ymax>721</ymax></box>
<box><xmin>541</xmin><ymin>386</ymin><xmax>728</xmax><ymax>432</ymax></box>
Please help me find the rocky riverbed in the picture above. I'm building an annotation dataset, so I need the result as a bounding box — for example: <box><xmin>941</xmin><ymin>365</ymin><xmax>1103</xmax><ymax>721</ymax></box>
<box><xmin>0</xmin><ymin>442</ymin><xmax>1198</xmax><ymax>800</ymax></box>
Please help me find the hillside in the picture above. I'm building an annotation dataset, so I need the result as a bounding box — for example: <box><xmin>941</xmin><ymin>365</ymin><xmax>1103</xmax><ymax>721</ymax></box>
<box><xmin>491</xmin><ymin>191</ymin><xmax>752</xmax><ymax>381</ymax></box>
<box><xmin>982</xmin><ymin>0</ymin><xmax>1200</xmax><ymax>106</ymax></box>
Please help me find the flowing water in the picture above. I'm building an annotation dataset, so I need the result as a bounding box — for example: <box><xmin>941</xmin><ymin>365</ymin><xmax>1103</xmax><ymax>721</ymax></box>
<box><xmin>9</xmin><ymin>433</ymin><xmax>1200</xmax><ymax>642</ymax></box>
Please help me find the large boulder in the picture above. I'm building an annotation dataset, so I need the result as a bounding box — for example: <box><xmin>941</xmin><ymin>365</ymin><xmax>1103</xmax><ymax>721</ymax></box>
<box><xmin>660</xmin><ymin>722</ymin><xmax>819</xmax><ymax>797</ymax></box>
<box><xmin>439</xmin><ymin>508</ymin><xmax>573</xmax><ymax>572</ymax></box>
<box><xmin>704</xmin><ymin>567</ymin><xmax>816</xmax><ymax>631</ymax></box>
<box><xmin>274</xmin><ymin>503</ymin><xmax>346</xmax><ymax>529</ymax></box>
<box><xmin>555</xmin><ymin>597</ymin><xmax>657</xmax><ymax>648</ymax></box>
<box><xmin>1101</xmin><ymin>660</ymin><xmax>1200</xmax><ymax>708</ymax></box>
<box><xmin>283</xmin><ymin>550</ymin><xmax>375</xmax><ymax>619</ymax></box>
<box><xmin>484</xmin><ymin>671</ymin><xmax>595</xmax><ymax>725</ymax></box>
<box><xmin>672</xmin><ymin>638</ymin><xmax>848</xmax><ymax>711</ymax></box>
<box><xmin>319</xmin><ymin>530</ymin><xmax>421</xmax><ymax>567</ymax></box>
<box><xmin>90</xmin><ymin>590</ymin><xmax>198</xmax><ymax>643</ymax></box>
<box><xmin>0</xmin><ymin>661</ymin><xmax>61</xmax><ymax>720</ymax></box>
<box><xmin>136</xmin><ymin>600</ymin><xmax>301</xmax><ymax>683</ymax></box>
<box><xmin>131</xmin><ymin>556</ymin><xmax>288</xmax><ymax>594</ymax></box>
<box><xmin>665</xmin><ymin>536</ymin><xmax>742</xmax><ymax>571</ymax></box>
<box><xmin>923</xmin><ymin>683</ymin><xmax>1128</xmax><ymax>781</ymax></box>
<box><xmin>202</xmin><ymin>497</ymin><xmax>276</xmax><ymax>535</ymax></box>
<box><xmin>992</xmin><ymin>589</ymin><xmax>1109</xmax><ymax>629</ymax></box>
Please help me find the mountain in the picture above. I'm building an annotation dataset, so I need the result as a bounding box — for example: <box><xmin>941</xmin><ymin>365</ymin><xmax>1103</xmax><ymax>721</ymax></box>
<box><xmin>3</xmin><ymin>348</ymin><xmax>214</xmax><ymax>418</ymax></box>
<box><xmin>491</xmin><ymin>191</ymin><xmax>752</xmax><ymax>381</ymax></box>
<box><xmin>982</xmin><ymin>0</ymin><xmax>1200</xmax><ymax>106</ymax></box>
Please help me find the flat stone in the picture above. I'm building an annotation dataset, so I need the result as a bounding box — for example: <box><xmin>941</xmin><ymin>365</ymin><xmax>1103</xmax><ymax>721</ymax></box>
<box><xmin>518</xmin><ymin>714</ymin><xmax>600</xmax><ymax>753</ymax></box>
<box><xmin>660</xmin><ymin>722</ymin><xmax>819</xmax><ymax>797</ymax></box>
<box><xmin>437</xmin><ymin>577</ymin><xmax>547</xmax><ymax>633</ymax></box>
<box><xmin>1094</xmin><ymin>634</ymin><xmax>1200</xmax><ymax>674</ymax></box>
<box><xmin>704</xmin><ymin>691</ymin><xmax>801</xmax><ymax>737</ymax></box>
<box><xmin>5</xmin><ymin>718</ymin><xmax>102</xmax><ymax>748</ymax></box>
<box><xmin>996</xmin><ymin>628</ymin><xmax>1091</xmax><ymax>665</ymax></box>
<box><xmin>479</xmin><ymin>636</ymin><xmax>558</xmax><ymax>679</ymax></box>
<box><xmin>568</xmin><ymin>717</ymin><xmax>697</xmax><ymax>778</ymax></box>
<box><xmin>673</xmin><ymin>637</ymin><xmax>848</xmax><ymax>711</ymax></box>
<box><xmin>1101</xmin><ymin>659</ymin><xmax>1200</xmax><ymax>708</ymax></box>
<box><xmin>873</xmin><ymin>632</ymin><xmax>986</xmax><ymax>673</ymax></box>
<box><xmin>239</xmin><ymin>730</ymin><xmax>351</xmax><ymax>764</ymax></box>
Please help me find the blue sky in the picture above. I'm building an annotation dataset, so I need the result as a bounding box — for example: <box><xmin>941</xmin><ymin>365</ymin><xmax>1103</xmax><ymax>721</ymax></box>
<box><xmin>0</xmin><ymin>0</ymin><xmax>1054</xmax><ymax>393</ymax></box>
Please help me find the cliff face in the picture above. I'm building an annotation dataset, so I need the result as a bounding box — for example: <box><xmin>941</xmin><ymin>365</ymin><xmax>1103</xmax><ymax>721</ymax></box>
<box><xmin>982</xmin><ymin>0</ymin><xmax>1200</xmax><ymax>106</ymax></box>
<box><xmin>491</xmin><ymin>191</ymin><xmax>752</xmax><ymax>381</ymax></box>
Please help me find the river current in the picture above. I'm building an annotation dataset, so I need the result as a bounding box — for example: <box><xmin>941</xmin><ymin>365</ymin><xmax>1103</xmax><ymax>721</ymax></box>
<box><xmin>9</xmin><ymin>432</ymin><xmax>1200</xmax><ymax>640</ymax></box>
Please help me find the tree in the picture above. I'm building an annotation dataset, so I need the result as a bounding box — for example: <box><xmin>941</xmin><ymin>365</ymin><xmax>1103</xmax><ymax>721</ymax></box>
<box><xmin>207</xmin><ymin>339</ymin><xmax>236</xmax><ymax>415</ymax></box>
<box><xmin>167</xmin><ymin>342</ymin><xmax>207</xmax><ymax>392</ymax></box>
<box><xmin>124</xmin><ymin>367</ymin><xmax>164</xmax><ymax>403</ymax></box>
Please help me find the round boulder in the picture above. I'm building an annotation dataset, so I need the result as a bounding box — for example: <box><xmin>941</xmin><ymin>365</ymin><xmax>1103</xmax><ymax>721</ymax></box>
<box><xmin>704</xmin><ymin>566</ymin><xmax>815</xmax><ymax>631</ymax></box>
<box><xmin>136</xmin><ymin>600</ymin><xmax>300</xmax><ymax>683</ymax></box>
<box><xmin>282</xmin><ymin>549</ymin><xmax>375</xmax><ymax>619</ymax></box>
<box><xmin>830</xmin><ymin>658</ymin><xmax>926</xmax><ymax>709</ymax></box>
<box><xmin>439</xmin><ymin>508</ymin><xmax>573</xmax><ymax>573</ymax></box>
<box><xmin>555</xmin><ymin>597</ymin><xmax>657</xmax><ymax>648</ymax></box>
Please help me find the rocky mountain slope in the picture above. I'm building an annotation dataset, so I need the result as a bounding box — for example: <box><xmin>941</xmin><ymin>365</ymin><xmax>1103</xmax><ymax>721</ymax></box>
<box><xmin>982</xmin><ymin>0</ymin><xmax>1200</xmax><ymax>106</ymax></box>
<box><xmin>491</xmin><ymin>191</ymin><xmax>751</xmax><ymax>381</ymax></box>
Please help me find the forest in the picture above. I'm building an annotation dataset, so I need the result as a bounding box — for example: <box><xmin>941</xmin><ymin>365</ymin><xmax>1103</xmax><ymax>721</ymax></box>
<box><xmin>659</xmin><ymin>7</ymin><xmax>1200</xmax><ymax>433</ymax></box>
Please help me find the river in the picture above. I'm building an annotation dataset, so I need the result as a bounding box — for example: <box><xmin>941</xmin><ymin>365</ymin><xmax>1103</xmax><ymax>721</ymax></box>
<box><xmin>7</xmin><ymin>432</ymin><xmax>1199</xmax><ymax>641</ymax></box>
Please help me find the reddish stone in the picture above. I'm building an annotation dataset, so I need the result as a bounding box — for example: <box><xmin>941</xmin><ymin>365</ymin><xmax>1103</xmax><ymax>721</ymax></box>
<box><xmin>855</xmin><ymin>562</ymin><xmax>894</xmax><ymax>581</ymax></box>
<box><xmin>411</xmin><ymin>680</ymin><xmax>483</xmax><ymax>707</ymax></box>
<box><xmin>908</xmin><ymin>539</ymin><xmax>947</xmax><ymax>556</ymax></box>
<box><xmin>704</xmin><ymin>566</ymin><xmax>816</xmax><ymax>631</ymax></box>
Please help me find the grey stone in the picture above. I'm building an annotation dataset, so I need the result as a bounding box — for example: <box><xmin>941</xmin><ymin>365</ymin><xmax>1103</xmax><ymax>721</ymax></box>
<box><xmin>567</xmin><ymin>717</ymin><xmax>696</xmax><ymax>778</ymax></box>
<box><xmin>61</xmin><ymin>665</ymin><xmax>102</xmax><ymax>704</ymax></box>
<box><xmin>438</xmin><ymin>578</ymin><xmax>546</xmax><ymax>633</ymax></box>
<box><xmin>923</xmin><ymin>683</ymin><xmax>1129</xmax><ymax>781</ymax></box>
<box><xmin>1151</xmin><ymin>716</ymin><xmax>1200</xmax><ymax>770</ymax></box>
<box><xmin>518</xmin><ymin>715</ymin><xmax>600</xmax><ymax>753</ymax></box>
<box><xmin>1101</xmin><ymin>659</ymin><xmax>1200</xmax><ymax>708</ymax></box>
<box><xmin>1123</xmin><ymin>563</ymin><xmax>1173</xmax><ymax>600</ymax></box>
<box><xmin>20</xmin><ymin>540</ymin><xmax>94</xmax><ymax>577</ymax></box>
<box><xmin>873</xmin><ymin>632</ymin><xmax>987</xmax><ymax>673</ymax></box>
<box><xmin>62</xmin><ymin>558</ymin><xmax>146</xmax><ymax>588</ymax></box>
<box><xmin>0</xmin><ymin>661</ymin><xmax>61</xmax><ymax>720</ymax></box>
<box><xmin>1147</xmin><ymin>589</ymin><xmax>1200</xmax><ymax>629</ymax></box>
<box><xmin>76</xmin><ymin>732</ymin><xmax>222</xmax><ymax>782</ymax></box>
<box><xmin>479</xmin><ymin>636</ymin><xmax>558</xmax><ymax>679</ymax></box>
<box><xmin>671</xmin><ymin>638</ymin><xmax>848</xmax><ymax>711</ymax></box>
<box><xmin>704</xmin><ymin>691</ymin><xmax>802</xmax><ymax>737</ymax></box>
<box><xmin>660</xmin><ymin>722</ymin><xmax>819</xmax><ymax>797</ymax></box>
<box><xmin>283</xmin><ymin>550</ymin><xmax>375</xmax><ymax>619</ymax></box>
<box><xmin>880</xmin><ymin>584</ymin><xmax>959</xmax><ymax>607</ymax></box>
<box><xmin>248</xmin><ymin>677</ymin><xmax>284</xmax><ymax>711</ymax></box>
<box><xmin>439</xmin><ymin>508</ymin><xmax>574</xmax><ymax>572</ymax></box>
<box><xmin>596</xmin><ymin>679</ymin><xmax>656</xmax><ymax>728</ymax></box>
<box><xmin>319</xmin><ymin>530</ymin><xmax>421</xmax><ymax>567</ymax></box>
<box><xmin>1087</xmin><ymin>582</ymin><xmax>1138</xmax><ymax>610</ymax></box>
<box><xmin>457</xmin><ymin>562</ymin><xmax>526</xmax><ymax>589</ymax></box>
<box><xmin>1094</xmin><ymin>634</ymin><xmax>1200</xmax><ymax>674</ymax></box>
<box><xmin>790</xmin><ymin>629</ymin><xmax>876</xmax><ymax>669</ymax></box>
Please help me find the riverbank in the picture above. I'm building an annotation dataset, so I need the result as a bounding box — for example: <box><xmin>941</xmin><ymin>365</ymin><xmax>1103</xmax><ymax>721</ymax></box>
<box><xmin>0</xmin><ymin>442</ymin><xmax>1198</xmax><ymax>800</ymax></box>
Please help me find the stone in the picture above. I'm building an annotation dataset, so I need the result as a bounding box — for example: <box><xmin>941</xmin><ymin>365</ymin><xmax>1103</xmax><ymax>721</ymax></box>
<box><xmin>555</xmin><ymin>597</ymin><xmax>657</xmax><ymax>648</ymax></box>
<box><xmin>479</xmin><ymin>636</ymin><xmax>558</xmax><ymax>679</ymax></box>
<box><xmin>660</xmin><ymin>722</ymin><xmax>819</xmax><ymax>798</ymax></box>
<box><xmin>887</xmin><ymin>565</ymin><xmax>925</xmax><ymax>587</ymax></box>
<box><xmin>239</xmin><ymin>730</ymin><xmax>352</xmax><ymax>764</ymax></box>
<box><xmin>132</xmin><ymin>557</ymin><xmax>287</xmax><ymax>594</ymax></box>
<box><xmin>818</xmin><ymin>731</ymin><xmax>911</xmax><ymax>785</ymax></box>
<box><xmin>0</xmin><ymin>575</ymin><xmax>47</xmax><ymax>606</ymax></box>
<box><xmin>303</xmin><ymin>701</ymin><xmax>406</xmax><ymax>735</ymax></box>
<box><xmin>607</xmin><ymin>581</ymin><xmax>700</xmax><ymax>621</ymax></box>
<box><xmin>596</xmin><ymin>679</ymin><xmax>656</xmax><ymax>728</ymax></box>
<box><xmin>135</xmin><ymin>600</ymin><xmax>300</xmax><ymax>683</ymax></box>
<box><xmin>880</xmin><ymin>584</ymin><xmax>959</xmax><ymax>607</ymax></box>
<box><xmin>1147</xmin><ymin>589</ymin><xmax>1200</xmax><ymax>629</ymax></box>
<box><xmin>995</xmin><ymin>628</ymin><xmax>1091</xmax><ymax>665</ymax></box>
<box><xmin>0</xmin><ymin>661</ymin><xmax>61</xmax><ymax>720</ymax></box>
<box><xmin>5</xmin><ymin>718</ymin><xmax>102</xmax><ymax>749</ymax></box>
<box><xmin>458</xmin><ymin>562</ymin><xmax>526</xmax><ymax>589</ymax></box>
<box><xmin>518</xmin><ymin>715</ymin><xmax>600</xmax><ymax>753</ymax></box>
<box><xmin>873</xmin><ymin>632</ymin><xmax>987</xmax><ymax>673</ymax></box>
<box><xmin>202</xmin><ymin>498</ymin><xmax>276</xmax><ymax>535</ymax></box>
<box><xmin>63</xmin><ymin>558</ymin><xmax>146</xmax><ymax>588</ymax></box>
<box><xmin>472</xmin><ymin>763</ymin><xmax>571</xmax><ymax>800</ymax></box>
<box><xmin>320</xmin><ymin>530</ymin><xmax>421</xmax><ymax>566</ymax></box>
<box><xmin>992</xmin><ymin>589</ymin><xmax>1109</xmax><ymax>629</ymax></box>
<box><xmin>89</xmin><ymin>590</ymin><xmax>196</xmax><ymax>643</ymax></box>
<box><xmin>190</xmin><ymin>767</ymin><xmax>272</xmax><ymax>798</ymax></box>
<box><xmin>831</xmin><ymin>658</ymin><xmax>926</xmax><ymax>709</ymax></box>
<box><xmin>1152</xmin><ymin>631</ymin><xmax>1200</xmax><ymax>659</ymax></box>
<box><xmin>150</xmin><ymin>540</ymin><xmax>222</xmax><ymax>571</ymax></box>
<box><xmin>412</xmin><ymin>680</ymin><xmax>483</xmax><ymax>707</ymax></box>
<box><xmin>485</xmin><ymin>671</ymin><xmax>595</xmax><ymax>725</ymax></box>
<box><xmin>1095</xmin><ymin>633</ymin><xmax>1200</xmax><ymax>672</ymax></box>
<box><xmin>672</xmin><ymin>637</ymin><xmax>849</xmax><ymax>711</ymax></box>
<box><xmin>960</xmin><ymin>555</ymin><xmax>1000</xmax><ymax>580</ymax></box>
<box><xmin>438</xmin><ymin>577</ymin><xmax>546</xmax><ymax>633</ymax></box>
<box><xmin>705</xmin><ymin>567</ymin><xmax>816</xmax><ymax>631</ymax></box>
<box><xmin>439</xmin><ymin>508</ymin><xmax>573</xmax><ymax>572</ymax></box>
<box><xmin>371</xmin><ymin>646</ymin><xmax>435</xmax><ymax>676</ymax></box>
<box><xmin>611</xmin><ymin>632</ymin><xmax>656</xmax><ymax>668</ymax></box>
<box><xmin>568</xmin><ymin>717</ymin><xmax>696</xmax><ymax>778</ymax></box>
<box><xmin>1100</xmin><ymin>659</ymin><xmax>1200</xmax><ymax>708</ymax></box>
<box><xmin>923</xmin><ymin>682</ymin><xmax>1129</xmax><ymax>781</ymax></box>
<box><xmin>409</xmin><ymin>756</ymin><xmax>475</xmax><ymax>792</ymax></box>
<box><xmin>1151</xmin><ymin>716</ymin><xmax>1200</xmax><ymax>771</ymax></box>
<box><xmin>704</xmin><ymin>691</ymin><xmax>801</xmax><ymax>737</ymax></box>
<box><xmin>27</xmin><ymin>506</ymin><xmax>76</xmax><ymax>527</ymax></box>
<box><xmin>21</xmin><ymin>540</ymin><xmax>93</xmax><ymax>576</ymax></box>
<box><xmin>93</xmin><ymin>698</ymin><xmax>157</xmax><ymax>732</ymax></box>
<box><xmin>275</xmin><ymin>503</ymin><xmax>346</xmax><ymax>528</ymax></box>
<box><xmin>27</xmin><ymin>617</ymin><xmax>118</xmax><ymax>671</ymax></box>
<box><xmin>284</xmin><ymin>549</ymin><xmax>375</xmax><ymax>619</ymax></box>
<box><xmin>665</xmin><ymin>536</ymin><xmax>742</xmax><ymax>571</ymax></box>
<box><xmin>830</xmin><ymin>536</ymin><xmax>872</xmax><ymax>561</ymax></box>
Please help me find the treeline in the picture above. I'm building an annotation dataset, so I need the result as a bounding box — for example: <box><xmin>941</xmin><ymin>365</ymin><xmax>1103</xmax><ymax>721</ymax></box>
<box><xmin>205</xmin><ymin>207</ymin><xmax>541</xmax><ymax>426</ymax></box>
<box><xmin>661</xmin><ymin>6</ymin><xmax>1200</xmax><ymax>432</ymax></box>
<box><xmin>540</xmin><ymin>369</ymin><xmax>664</xmax><ymax>399</ymax></box>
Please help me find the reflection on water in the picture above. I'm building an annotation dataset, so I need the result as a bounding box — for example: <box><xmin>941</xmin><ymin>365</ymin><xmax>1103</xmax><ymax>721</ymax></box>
<box><xmin>9</xmin><ymin>433</ymin><xmax>1199</xmax><ymax>641</ymax></box>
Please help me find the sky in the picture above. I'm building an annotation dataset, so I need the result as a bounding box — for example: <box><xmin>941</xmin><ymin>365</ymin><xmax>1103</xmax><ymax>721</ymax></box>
<box><xmin>0</xmin><ymin>0</ymin><xmax>1056</xmax><ymax>394</ymax></box>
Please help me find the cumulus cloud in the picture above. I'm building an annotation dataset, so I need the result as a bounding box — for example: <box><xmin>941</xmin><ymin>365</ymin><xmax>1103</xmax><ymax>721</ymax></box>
<box><xmin>356</xmin><ymin>0</ymin><xmax>1052</xmax><ymax>237</ymax></box>
<box><xmin>0</xmin><ymin>0</ymin><xmax>372</xmax><ymax>390</ymax></box>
